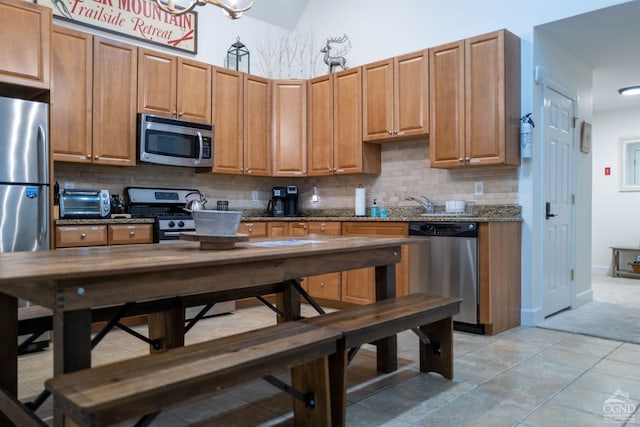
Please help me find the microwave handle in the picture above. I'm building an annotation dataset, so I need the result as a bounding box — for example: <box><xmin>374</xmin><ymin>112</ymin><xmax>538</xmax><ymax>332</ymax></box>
<box><xmin>196</xmin><ymin>131</ymin><xmax>203</xmax><ymax>166</ymax></box>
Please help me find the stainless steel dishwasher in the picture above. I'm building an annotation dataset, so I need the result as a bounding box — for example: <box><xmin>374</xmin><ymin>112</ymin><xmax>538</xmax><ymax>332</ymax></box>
<box><xmin>409</xmin><ymin>222</ymin><xmax>482</xmax><ymax>334</ymax></box>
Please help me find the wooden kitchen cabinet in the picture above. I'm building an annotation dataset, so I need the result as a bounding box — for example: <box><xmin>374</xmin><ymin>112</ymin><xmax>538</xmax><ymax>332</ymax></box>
<box><xmin>267</xmin><ymin>221</ymin><xmax>288</xmax><ymax>237</ymax></box>
<box><xmin>107</xmin><ymin>224</ymin><xmax>153</xmax><ymax>245</ymax></box>
<box><xmin>429</xmin><ymin>29</ymin><xmax>520</xmax><ymax>168</ymax></box>
<box><xmin>56</xmin><ymin>225</ymin><xmax>108</xmax><ymax>248</ymax></box>
<box><xmin>138</xmin><ymin>49</ymin><xmax>211</xmax><ymax>123</ymax></box>
<box><xmin>92</xmin><ymin>37</ymin><xmax>137</xmax><ymax>166</ymax></box>
<box><xmin>305</xmin><ymin>222</ymin><xmax>342</xmax><ymax>302</ymax></box>
<box><xmin>341</xmin><ymin>222</ymin><xmax>409</xmax><ymax>304</ymax></box>
<box><xmin>363</xmin><ymin>49</ymin><xmax>428</xmax><ymax>142</ymax></box>
<box><xmin>307</xmin><ymin>74</ymin><xmax>333</xmax><ymax>176</ymax></box>
<box><xmin>272</xmin><ymin>80</ymin><xmax>307</xmax><ymax>176</ymax></box>
<box><xmin>478</xmin><ymin>221</ymin><xmax>521</xmax><ymax>335</ymax></box>
<box><xmin>0</xmin><ymin>0</ymin><xmax>50</xmax><ymax>90</ymax></box>
<box><xmin>213</xmin><ymin>69</ymin><xmax>271</xmax><ymax>176</ymax></box>
<box><xmin>238</xmin><ymin>221</ymin><xmax>267</xmax><ymax>237</ymax></box>
<box><xmin>51</xmin><ymin>25</ymin><xmax>93</xmax><ymax>163</ymax></box>
<box><xmin>52</xmin><ymin>32</ymin><xmax>137</xmax><ymax>166</ymax></box>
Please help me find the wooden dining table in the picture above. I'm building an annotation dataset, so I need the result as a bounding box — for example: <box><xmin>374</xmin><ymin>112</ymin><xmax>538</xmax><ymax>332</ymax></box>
<box><xmin>0</xmin><ymin>235</ymin><xmax>409</xmax><ymax>426</ymax></box>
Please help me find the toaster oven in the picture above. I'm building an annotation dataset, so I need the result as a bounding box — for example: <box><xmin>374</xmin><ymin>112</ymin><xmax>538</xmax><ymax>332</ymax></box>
<box><xmin>59</xmin><ymin>189</ymin><xmax>111</xmax><ymax>219</ymax></box>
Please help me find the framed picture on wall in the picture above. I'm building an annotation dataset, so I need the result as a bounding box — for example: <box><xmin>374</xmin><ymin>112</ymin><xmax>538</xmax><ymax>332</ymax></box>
<box><xmin>580</xmin><ymin>121</ymin><xmax>592</xmax><ymax>153</ymax></box>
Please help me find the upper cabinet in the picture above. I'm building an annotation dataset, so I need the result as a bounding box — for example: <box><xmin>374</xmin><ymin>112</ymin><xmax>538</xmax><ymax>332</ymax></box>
<box><xmin>429</xmin><ymin>29</ymin><xmax>521</xmax><ymax>168</ymax></box>
<box><xmin>137</xmin><ymin>49</ymin><xmax>211</xmax><ymax>123</ymax></box>
<box><xmin>212</xmin><ymin>68</ymin><xmax>271</xmax><ymax>176</ymax></box>
<box><xmin>362</xmin><ymin>49</ymin><xmax>428</xmax><ymax>142</ymax></box>
<box><xmin>0</xmin><ymin>0</ymin><xmax>50</xmax><ymax>90</ymax></box>
<box><xmin>52</xmin><ymin>31</ymin><xmax>137</xmax><ymax>166</ymax></box>
<box><xmin>51</xmin><ymin>25</ymin><xmax>93</xmax><ymax>163</ymax></box>
<box><xmin>92</xmin><ymin>37</ymin><xmax>138</xmax><ymax>166</ymax></box>
<box><xmin>272</xmin><ymin>80</ymin><xmax>307</xmax><ymax>177</ymax></box>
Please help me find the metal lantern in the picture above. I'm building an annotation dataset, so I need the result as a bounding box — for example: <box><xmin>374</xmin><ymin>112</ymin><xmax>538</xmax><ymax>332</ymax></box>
<box><xmin>226</xmin><ymin>37</ymin><xmax>250</xmax><ymax>73</ymax></box>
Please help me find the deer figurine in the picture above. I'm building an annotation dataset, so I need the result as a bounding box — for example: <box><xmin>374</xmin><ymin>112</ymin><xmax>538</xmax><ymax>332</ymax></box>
<box><xmin>321</xmin><ymin>34</ymin><xmax>350</xmax><ymax>73</ymax></box>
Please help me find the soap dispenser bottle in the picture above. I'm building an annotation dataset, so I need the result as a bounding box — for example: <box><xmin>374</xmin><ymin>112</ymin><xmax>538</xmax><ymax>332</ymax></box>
<box><xmin>370</xmin><ymin>199</ymin><xmax>379</xmax><ymax>217</ymax></box>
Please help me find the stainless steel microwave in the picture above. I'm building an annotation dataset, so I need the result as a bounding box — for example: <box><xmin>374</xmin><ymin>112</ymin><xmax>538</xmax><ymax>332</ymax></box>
<box><xmin>138</xmin><ymin>114</ymin><xmax>213</xmax><ymax>168</ymax></box>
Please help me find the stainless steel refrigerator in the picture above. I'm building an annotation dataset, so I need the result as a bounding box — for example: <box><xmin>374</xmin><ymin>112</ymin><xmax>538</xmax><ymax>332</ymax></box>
<box><xmin>0</xmin><ymin>96</ymin><xmax>50</xmax><ymax>353</ymax></box>
<box><xmin>0</xmin><ymin>96</ymin><xmax>49</xmax><ymax>254</ymax></box>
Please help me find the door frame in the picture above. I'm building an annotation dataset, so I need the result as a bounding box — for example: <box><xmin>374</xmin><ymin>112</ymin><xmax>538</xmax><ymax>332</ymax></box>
<box><xmin>537</xmin><ymin>70</ymin><xmax>578</xmax><ymax>316</ymax></box>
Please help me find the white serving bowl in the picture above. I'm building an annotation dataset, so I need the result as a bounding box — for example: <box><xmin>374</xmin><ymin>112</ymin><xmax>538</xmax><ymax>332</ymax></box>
<box><xmin>192</xmin><ymin>210</ymin><xmax>242</xmax><ymax>236</ymax></box>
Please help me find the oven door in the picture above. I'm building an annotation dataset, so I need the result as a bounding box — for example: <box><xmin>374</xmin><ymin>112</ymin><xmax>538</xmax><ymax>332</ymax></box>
<box><xmin>139</xmin><ymin>114</ymin><xmax>213</xmax><ymax>168</ymax></box>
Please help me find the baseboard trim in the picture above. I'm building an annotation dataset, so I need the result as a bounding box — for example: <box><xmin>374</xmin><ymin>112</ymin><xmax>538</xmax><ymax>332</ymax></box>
<box><xmin>521</xmin><ymin>306</ymin><xmax>544</xmax><ymax>326</ymax></box>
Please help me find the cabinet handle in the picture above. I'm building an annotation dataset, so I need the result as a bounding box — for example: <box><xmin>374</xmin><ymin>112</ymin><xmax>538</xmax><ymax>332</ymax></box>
<box><xmin>94</xmin><ymin>155</ymin><xmax>100</xmax><ymax>160</ymax></box>
<box><xmin>246</xmin><ymin>169</ymin><xmax>251</xmax><ymax>174</ymax></box>
<box><xmin>458</xmin><ymin>158</ymin><xmax>465</xmax><ymax>163</ymax></box>
<box><xmin>321</xmin><ymin>226</ymin><xmax>325</xmax><ymax>232</ymax></box>
<box><xmin>387</xmin><ymin>130</ymin><xmax>393</xmax><ymax>135</ymax></box>
<box><xmin>178</xmin><ymin>112</ymin><xmax>183</xmax><ymax>117</ymax></box>
<box><xmin>80</xmin><ymin>233</ymin><xmax>87</xmax><ymax>239</ymax></box>
<box><xmin>172</xmin><ymin>110</ymin><xmax>177</xmax><ymax>116</ymax></box>
<box><xmin>320</xmin><ymin>282</ymin><xmax>325</xmax><ymax>287</ymax></box>
<box><xmin>465</xmin><ymin>157</ymin><xmax>471</xmax><ymax>163</ymax></box>
<box><xmin>86</xmin><ymin>154</ymin><xmax>91</xmax><ymax>159</ymax></box>
<box><xmin>130</xmin><ymin>231</ymin><xmax>136</xmax><ymax>237</ymax></box>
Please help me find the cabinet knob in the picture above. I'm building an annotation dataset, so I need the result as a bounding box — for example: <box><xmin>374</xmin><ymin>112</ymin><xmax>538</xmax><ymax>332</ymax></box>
<box><xmin>178</xmin><ymin>112</ymin><xmax>183</xmax><ymax>117</ymax></box>
<box><xmin>80</xmin><ymin>233</ymin><xmax>87</xmax><ymax>239</ymax></box>
<box><xmin>388</xmin><ymin>130</ymin><xmax>393</xmax><ymax>135</ymax></box>
<box><xmin>94</xmin><ymin>155</ymin><xmax>100</xmax><ymax>160</ymax></box>
<box><xmin>172</xmin><ymin>110</ymin><xmax>177</xmax><ymax>116</ymax></box>
<box><xmin>320</xmin><ymin>282</ymin><xmax>325</xmax><ymax>287</ymax></box>
<box><xmin>130</xmin><ymin>231</ymin><xmax>136</xmax><ymax>237</ymax></box>
<box><xmin>465</xmin><ymin>157</ymin><xmax>471</xmax><ymax>162</ymax></box>
<box><xmin>458</xmin><ymin>158</ymin><xmax>465</xmax><ymax>163</ymax></box>
<box><xmin>246</xmin><ymin>169</ymin><xmax>251</xmax><ymax>174</ymax></box>
<box><xmin>86</xmin><ymin>154</ymin><xmax>91</xmax><ymax>159</ymax></box>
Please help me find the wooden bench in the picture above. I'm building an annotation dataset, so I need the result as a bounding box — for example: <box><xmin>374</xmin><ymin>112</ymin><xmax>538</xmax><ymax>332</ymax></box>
<box><xmin>45</xmin><ymin>322</ymin><xmax>341</xmax><ymax>427</ymax></box>
<box><xmin>303</xmin><ymin>293</ymin><xmax>462</xmax><ymax>427</ymax></box>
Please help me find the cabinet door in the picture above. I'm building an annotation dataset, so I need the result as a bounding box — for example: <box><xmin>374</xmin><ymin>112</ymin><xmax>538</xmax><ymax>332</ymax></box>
<box><xmin>395</xmin><ymin>49</ymin><xmax>429</xmax><ymax>138</ymax></box>
<box><xmin>307</xmin><ymin>222</ymin><xmax>341</xmax><ymax>236</ymax></box>
<box><xmin>267</xmin><ymin>222</ymin><xmax>288</xmax><ymax>237</ymax></box>
<box><xmin>0</xmin><ymin>0</ymin><xmax>50</xmax><ymax>89</ymax></box>
<box><xmin>307</xmin><ymin>74</ymin><xmax>333</xmax><ymax>176</ymax></box>
<box><xmin>55</xmin><ymin>225</ymin><xmax>107</xmax><ymax>248</ymax></box>
<box><xmin>362</xmin><ymin>58</ymin><xmax>393</xmax><ymax>141</ymax></box>
<box><xmin>177</xmin><ymin>58</ymin><xmax>211</xmax><ymax>123</ymax></box>
<box><xmin>244</xmin><ymin>74</ymin><xmax>271</xmax><ymax>176</ymax></box>
<box><xmin>108</xmin><ymin>224</ymin><xmax>153</xmax><ymax>245</ymax></box>
<box><xmin>93</xmin><ymin>37</ymin><xmax>137</xmax><ymax>166</ymax></box>
<box><xmin>305</xmin><ymin>222</ymin><xmax>342</xmax><ymax>301</ymax></box>
<box><xmin>465</xmin><ymin>30</ymin><xmax>520</xmax><ymax>166</ymax></box>
<box><xmin>341</xmin><ymin>222</ymin><xmax>408</xmax><ymax>305</ymax></box>
<box><xmin>272</xmin><ymin>80</ymin><xmax>307</xmax><ymax>176</ymax></box>
<box><xmin>289</xmin><ymin>222</ymin><xmax>309</xmax><ymax>236</ymax></box>
<box><xmin>51</xmin><ymin>26</ymin><xmax>92</xmax><ymax>163</ymax></box>
<box><xmin>429</xmin><ymin>40</ymin><xmax>465</xmax><ymax>168</ymax></box>
<box><xmin>137</xmin><ymin>49</ymin><xmax>177</xmax><ymax>117</ymax></box>
<box><xmin>334</xmin><ymin>67</ymin><xmax>380</xmax><ymax>175</ymax></box>
<box><xmin>212</xmin><ymin>67</ymin><xmax>244</xmax><ymax>174</ymax></box>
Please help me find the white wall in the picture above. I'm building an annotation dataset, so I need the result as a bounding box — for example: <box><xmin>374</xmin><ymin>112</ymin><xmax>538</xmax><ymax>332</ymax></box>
<box><xmin>592</xmin><ymin>107</ymin><xmax>640</xmax><ymax>273</ymax></box>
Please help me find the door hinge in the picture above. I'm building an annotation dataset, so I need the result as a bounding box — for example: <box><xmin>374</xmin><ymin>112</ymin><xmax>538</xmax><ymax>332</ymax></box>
<box><xmin>571</xmin><ymin>194</ymin><xmax>575</xmax><ymax>204</ymax></box>
<box><xmin>573</xmin><ymin>117</ymin><xmax>578</xmax><ymax>128</ymax></box>
<box><xmin>570</xmin><ymin>269</ymin><xmax>574</xmax><ymax>281</ymax></box>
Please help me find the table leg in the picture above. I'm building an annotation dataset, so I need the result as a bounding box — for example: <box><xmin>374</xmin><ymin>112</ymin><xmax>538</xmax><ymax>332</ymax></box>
<box><xmin>147</xmin><ymin>308</ymin><xmax>185</xmax><ymax>352</ymax></box>
<box><xmin>375</xmin><ymin>264</ymin><xmax>397</xmax><ymax>373</ymax></box>
<box><xmin>276</xmin><ymin>279</ymin><xmax>301</xmax><ymax>322</ymax></box>
<box><xmin>53</xmin><ymin>309</ymin><xmax>91</xmax><ymax>427</ymax></box>
<box><xmin>0</xmin><ymin>293</ymin><xmax>17</xmax><ymax>426</ymax></box>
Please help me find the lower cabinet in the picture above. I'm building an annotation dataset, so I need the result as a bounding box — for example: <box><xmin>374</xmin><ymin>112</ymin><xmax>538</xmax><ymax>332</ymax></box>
<box><xmin>341</xmin><ymin>222</ymin><xmax>409</xmax><ymax>304</ymax></box>
<box><xmin>55</xmin><ymin>223</ymin><xmax>153</xmax><ymax>248</ymax></box>
<box><xmin>237</xmin><ymin>221</ymin><xmax>267</xmax><ymax>237</ymax></box>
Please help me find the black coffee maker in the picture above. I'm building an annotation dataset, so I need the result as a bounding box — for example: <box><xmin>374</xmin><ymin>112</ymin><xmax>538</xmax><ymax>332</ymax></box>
<box><xmin>268</xmin><ymin>186</ymin><xmax>286</xmax><ymax>217</ymax></box>
<box><xmin>285</xmin><ymin>185</ymin><xmax>299</xmax><ymax>217</ymax></box>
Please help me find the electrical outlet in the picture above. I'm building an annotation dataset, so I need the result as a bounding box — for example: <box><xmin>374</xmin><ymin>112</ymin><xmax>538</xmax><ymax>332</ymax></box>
<box><xmin>474</xmin><ymin>181</ymin><xmax>484</xmax><ymax>195</ymax></box>
<box><xmin>250</xmin><ymin>190</ymin><xmax>259</xmax><ymax>201</ymax></box>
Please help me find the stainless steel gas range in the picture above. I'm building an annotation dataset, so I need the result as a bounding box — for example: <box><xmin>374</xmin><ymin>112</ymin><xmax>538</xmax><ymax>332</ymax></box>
<box><xmin>124</xmin><ymin>186</ymin><xmax>235</xmax><ymax>317</ymax></box>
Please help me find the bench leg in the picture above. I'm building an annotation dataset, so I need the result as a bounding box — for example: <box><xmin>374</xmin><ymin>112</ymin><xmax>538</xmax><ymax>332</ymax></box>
<box><xmin>291</xmin><ymin>356</ymin><xmax>332</xmax><ymax>427</ymax></box>
<box><xmin>327</xmin><ymin>348</ymin><xmax>348</xmax><ymax>427</ymax></box>
<box><xmin>419</xmin><ymin>317</ymin><xmax>453</xmax><ymax>379</ymax></box>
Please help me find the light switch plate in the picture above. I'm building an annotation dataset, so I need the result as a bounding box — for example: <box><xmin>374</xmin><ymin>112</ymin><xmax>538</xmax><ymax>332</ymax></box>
<box><xmin>250</xmin><ymin>190</ymin><xmax>259</xmax><ymax>201</ymax></box>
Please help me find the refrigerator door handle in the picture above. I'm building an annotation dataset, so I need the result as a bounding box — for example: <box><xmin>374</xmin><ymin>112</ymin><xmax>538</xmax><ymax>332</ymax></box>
<box><xmin>37</xmin><ymin>186</ymin><xmax>47</xmax><ymax>246</ymax></box>
<box><xmin>37</xmin><ymin>124</ymin><xmax>48</xmax><ymax>184</ymax></box>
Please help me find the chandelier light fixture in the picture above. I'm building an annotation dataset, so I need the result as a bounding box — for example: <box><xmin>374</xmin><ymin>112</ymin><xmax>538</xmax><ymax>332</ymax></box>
<box><xmin>154</xmin><ymin>0</ymin><xmax>253</xmax><ymax>18</ymax></box>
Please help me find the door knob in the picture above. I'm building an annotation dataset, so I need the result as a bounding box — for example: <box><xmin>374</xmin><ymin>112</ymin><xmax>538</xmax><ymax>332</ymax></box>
<box><xmin>545</xmin><ymin>202</ymin><xmax>557</xmax><ymax>220</ymax></box>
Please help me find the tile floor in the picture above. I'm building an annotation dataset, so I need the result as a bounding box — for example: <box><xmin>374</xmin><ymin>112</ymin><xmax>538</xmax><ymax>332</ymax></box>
<box><xmin>18</xmin><ymin>280</ymin><xmax>640</xmax><ymax>426</ymax></box>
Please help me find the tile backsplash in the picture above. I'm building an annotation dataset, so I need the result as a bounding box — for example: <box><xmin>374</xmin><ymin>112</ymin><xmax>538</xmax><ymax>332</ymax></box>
<box><xmin>54</xmin><ymin>139</ymin><xmax>518</xmax><ymax>213</ymax></box>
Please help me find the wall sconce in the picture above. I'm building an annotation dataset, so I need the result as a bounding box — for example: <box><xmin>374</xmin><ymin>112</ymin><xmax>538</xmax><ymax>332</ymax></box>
<box><xmin>155</xmin><ymin>0</ymin><xmax>253</xmax><ymax>18</ymax></box>
<box><xmin>226</xmin><ymin>37</ymin><xmax>250</xmax><ymax>73</ymax></box>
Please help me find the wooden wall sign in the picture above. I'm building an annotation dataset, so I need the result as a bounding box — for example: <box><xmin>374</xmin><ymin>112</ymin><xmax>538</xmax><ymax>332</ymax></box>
<box><xmin>37</xmin><ymin>0</ymin><xmax>198</xmax><ymax>54</ymax></box>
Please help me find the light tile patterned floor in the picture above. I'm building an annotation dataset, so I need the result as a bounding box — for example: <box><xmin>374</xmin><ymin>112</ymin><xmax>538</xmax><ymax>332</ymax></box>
<box><xmin>18</xmin><ymin>279</ymin><xmax>640</xmax><ymax>426</ymax></box>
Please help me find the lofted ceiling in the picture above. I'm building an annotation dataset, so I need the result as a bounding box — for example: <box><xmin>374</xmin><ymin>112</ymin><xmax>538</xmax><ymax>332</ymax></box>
<box><xmin>246</xmin><ymin>0</ymin><xmax>640</xmax><ymax>112</ymax></box>
<box><xmin>537</xmin><ymin>0</ymin><xmax>640</xmax><ymax>112</ymax></box>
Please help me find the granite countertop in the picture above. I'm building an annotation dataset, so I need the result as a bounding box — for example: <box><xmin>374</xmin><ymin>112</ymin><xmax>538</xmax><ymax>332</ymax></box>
<box><xmin>55</xmin><ymin>205</ymin><xmax>522</xmax><ymax>226</ymax></box>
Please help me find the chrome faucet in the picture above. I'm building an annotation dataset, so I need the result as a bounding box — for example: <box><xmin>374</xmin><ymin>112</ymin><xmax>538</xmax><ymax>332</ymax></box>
<box><xmin>405</xmin><ymin>195</ymin><xmax>434</xmax><ymax>213</ymax></box>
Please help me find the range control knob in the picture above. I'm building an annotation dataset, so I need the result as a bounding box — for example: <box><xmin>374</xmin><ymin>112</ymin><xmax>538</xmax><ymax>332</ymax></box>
<box><xmin>168</xmin><ymin>221</ymin><xmax>175</xmax><ymax>228</ymax></box>
<box><xmin>178</xmin><ymin>220</ymin><xmax>185</xmax><ymax>228</ymax></box>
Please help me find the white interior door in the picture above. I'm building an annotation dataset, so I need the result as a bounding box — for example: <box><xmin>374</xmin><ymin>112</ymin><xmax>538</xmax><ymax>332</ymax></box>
<box><xmin>542</xmin><ymin>86</ymin><xmax>575</xmax><ymax>317</ymax></box>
